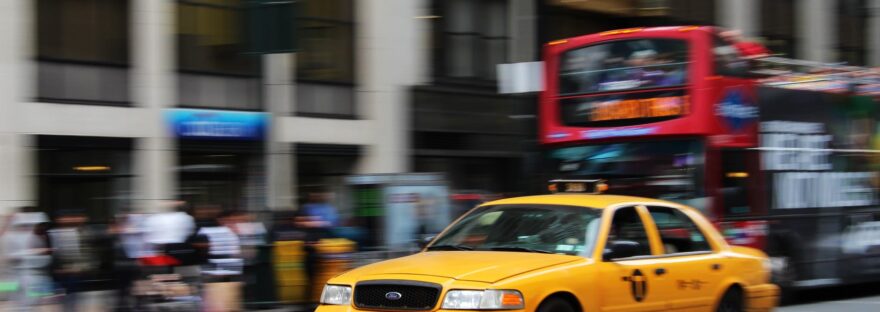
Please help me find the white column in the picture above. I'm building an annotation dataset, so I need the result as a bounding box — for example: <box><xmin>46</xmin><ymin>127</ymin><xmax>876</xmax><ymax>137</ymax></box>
<box><xmin>0</xmin><ymin>135</ymin><xmax>34</xmax><ymax>215</ymax></box>
<box><xmin>132</xmin><ymin>0</ymin><xmax>176</xmax><ymax>213</ymax></box>
<box><xmin>509</xmin><ymin>0</ymin><xmax>538</xmax><ymax>62</ymax></box>
<box><xmin>869</xmin><ymin>0</ymin><xmax>880</xmax><ymax>66</ymax></box>
<box><xmin>356</xmin><ymin>0</ymin><xmax>428</xmax><ymax>174</ymax></box>
<box><xmin>264</xmin><ymin>53</ymin><xmax>295</xmax><ymax>209</ymax></box>
<box><xmin>0</xmin><ymin>0</ymin><xmax>35</xmax><ymax>214</ymax></box>
<box><xmin>717</xmin><ymin>0</ymin><xmax>758</xmax><ymax>37</ymax></box>
<box><xmin>798</xmin><ymin>0</ymin><xmax>837</xmax><ymax>62</ymax></box>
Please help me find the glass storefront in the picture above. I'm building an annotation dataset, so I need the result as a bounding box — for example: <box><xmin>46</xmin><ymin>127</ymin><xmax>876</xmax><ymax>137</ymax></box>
<box><xmin>177</xmin><ymin>142</ymin><xmax>265</xmax><ymax>212</ymax></box>
<box><xmin>37</xmin><ymin>136</ymin><xmax>133</xmax><ymax>222</ymax></box>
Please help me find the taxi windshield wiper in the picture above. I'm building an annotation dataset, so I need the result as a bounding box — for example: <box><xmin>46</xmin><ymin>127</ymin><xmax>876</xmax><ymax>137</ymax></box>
<box><xmin>426</xmin><ymin>244</ymin><xmax>474</xmax><ymax>251</ymax></box>
<box><xmin>486</xmin><ymin>246</ymin><xmax>553</xmax><ymax>254</ymax></box>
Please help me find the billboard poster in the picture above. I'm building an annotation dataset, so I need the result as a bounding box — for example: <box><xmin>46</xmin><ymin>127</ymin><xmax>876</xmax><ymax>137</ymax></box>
<box><xmin>383</xmin><ymin>185</ymin><xmax>451</xmax><ymax>248</ymax></box>
<box><xmin>758</xmin><ymin>87</ymin><xmax>880</xmax><ymax>283</ymax></box>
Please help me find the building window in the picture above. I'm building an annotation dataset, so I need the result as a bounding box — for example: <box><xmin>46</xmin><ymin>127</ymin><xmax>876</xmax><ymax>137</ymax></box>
<box><xmin>760</xmin><ymin>0</ymin><xmax>796</xmax><ymax>58</ymax></box>
<box><xmin>665</xmin><ymin>0</ymin><xmax>715</xmax><ymax>25</ymax></box>
<box><xmin>838</xmin><ymin>0</ymin><xmax>868</xmax><ymax>66</ymax></box>
<box><xmin>434</xmin><ymin>0</ymin><xmax>509</xmax><ymax>81</ymax></box>
<box><xmin>177</xmin><ymin>0</ymin><xmax>262</xmax><ymax>109</ymax></box>
<box><xmin>36</xmin><ymin>0</ymin><xmax>131</xmax><ymax>105</ymax></box>
<box><xmin>295</xmin><ymin>0</ymin><xmax>356</xmax><ymax>118</ymax></box>
<box><xmin>297</xmin><ymin>0</ymin><xmax>355</xmax><ymax>83</ymax></box>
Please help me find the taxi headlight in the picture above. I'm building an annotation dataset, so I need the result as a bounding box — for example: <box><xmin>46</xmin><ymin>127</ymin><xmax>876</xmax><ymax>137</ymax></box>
<box><xmin>320</xmin><ymin>284</ymin><xmax>352</xmax><ymax>305</ymax></box>
<box><xmin>442</xmin><ymin>289</ymin><xmax>525</xmax><ymax>310</ymax></box>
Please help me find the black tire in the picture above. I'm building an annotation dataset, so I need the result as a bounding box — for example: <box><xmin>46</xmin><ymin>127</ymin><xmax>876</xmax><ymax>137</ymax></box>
<box><xmin>537</xmin><ymin>297</ymin><xmax>577</xmax><ymax>312</ymax></box>
<box><xmin>716</xmin><ymin>288</ymin><xmax>745</xmax><ymax>312</ymax></box>
<box><xmin>771</xmin><ymin>255</ymin><xmax>799</xmax><ymax>305</ymax></box>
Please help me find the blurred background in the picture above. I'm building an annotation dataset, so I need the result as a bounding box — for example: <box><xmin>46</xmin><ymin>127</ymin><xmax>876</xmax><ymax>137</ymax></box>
<box><xmin>0</xmin><ymin>0</ymin><xmax>878</xmax><ymax>311</ymax></box>
<box><xmin>0</xmin><ymin>0</ymin><xmax>877</xmax><ymax>224</ymax></box>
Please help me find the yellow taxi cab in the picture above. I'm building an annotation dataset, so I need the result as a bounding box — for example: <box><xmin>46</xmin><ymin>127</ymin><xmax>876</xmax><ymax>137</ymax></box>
<box><xmin>316</xmin><ymin>180</ymin><xmax>779</xmax><ymax>312</ymax></box>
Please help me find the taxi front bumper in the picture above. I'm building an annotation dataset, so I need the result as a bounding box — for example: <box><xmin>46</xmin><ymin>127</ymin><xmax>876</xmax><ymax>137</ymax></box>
<box><xmin>744</xmin><ymin>283</ymin><xmax>780</xmax><ymax>312</ymax></box>
<box><xmin>316</xmin><ymin>306</ymin><xmax>525</xmax><ymax>312</ymax></box>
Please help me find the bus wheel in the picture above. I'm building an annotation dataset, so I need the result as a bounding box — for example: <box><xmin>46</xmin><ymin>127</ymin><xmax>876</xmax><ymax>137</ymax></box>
<box><xmin>770</xmin><ymin>255</ymin><xmax>798</xmax><ymax>305</ymax></box>
<box><xmin>716</xmin><ymin>287</ymin><xmax>744</xmax><ymax>312</ymax></box>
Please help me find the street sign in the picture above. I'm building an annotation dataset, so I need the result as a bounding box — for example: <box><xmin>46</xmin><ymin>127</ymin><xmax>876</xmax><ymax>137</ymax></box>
<box><xmin>245</xmin><ymin>0</ymin><xmax>298</xmax><ymax>54</ymax></box>
<box><xmin>497</xmin><ymin>62</ymin><xmax>544</xmax><ymax>94</ymax></box>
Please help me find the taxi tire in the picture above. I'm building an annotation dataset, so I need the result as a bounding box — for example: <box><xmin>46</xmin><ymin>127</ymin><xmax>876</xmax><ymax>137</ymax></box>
<box><xmin>537</xmin><ymin>297</ymin><xmax>577</xmax><ymax>312</ymax></box>
<box><xmin>716</xmin><ymin>288</ymin><xmax>744</xmax><ymax>312</ymax></box>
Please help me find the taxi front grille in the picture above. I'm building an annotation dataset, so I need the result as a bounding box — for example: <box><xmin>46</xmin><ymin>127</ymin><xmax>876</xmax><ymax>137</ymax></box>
<box><xmin>354</xmin><ymin>280</ymin><xmax>441</xmax><ymax>310</ymax></box>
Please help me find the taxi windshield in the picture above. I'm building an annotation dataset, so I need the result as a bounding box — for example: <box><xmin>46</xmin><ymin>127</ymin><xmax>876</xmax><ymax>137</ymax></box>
<box><xmin>428</xmin><ymin>205</ymin><xmax>602</xmax><ymax>256</ymax></box>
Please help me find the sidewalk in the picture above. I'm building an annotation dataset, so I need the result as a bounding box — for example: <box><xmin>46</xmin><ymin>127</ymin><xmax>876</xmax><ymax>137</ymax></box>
<box><xmin>0</xmin><ymin>290</ymin><xmax>306</xmax><ymax>312</ymax></box>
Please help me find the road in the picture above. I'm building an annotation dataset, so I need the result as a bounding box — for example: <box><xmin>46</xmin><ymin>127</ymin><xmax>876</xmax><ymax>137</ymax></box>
<box><xmin>778</xmin><ymin>294</ymin><xmax>880</xmax><ymax>311</ymax></box>
<box><xmin>777</xmin><ymin>282</ymin><xmax>880</xmax><ymax>311</ymax></box>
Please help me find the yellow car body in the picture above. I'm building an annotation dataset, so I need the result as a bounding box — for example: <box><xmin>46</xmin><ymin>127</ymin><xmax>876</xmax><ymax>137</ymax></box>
<box><xmin>316</xmin><ymin>194</ymin><xmax>779</xmax><ymax>312</ymax></box>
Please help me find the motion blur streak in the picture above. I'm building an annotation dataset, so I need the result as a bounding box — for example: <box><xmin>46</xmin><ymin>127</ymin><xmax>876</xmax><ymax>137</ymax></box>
<box><xmin>1</xmin><ymin>0</ymin><xmax>879</xmax><ymax>311</ymax></box>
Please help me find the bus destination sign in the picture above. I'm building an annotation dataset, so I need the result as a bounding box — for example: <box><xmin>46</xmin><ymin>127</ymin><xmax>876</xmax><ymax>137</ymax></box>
<box><xmin>589</xmin><ymin>95</ymin><xmax>689</xmax><ymax>122</ymax></box>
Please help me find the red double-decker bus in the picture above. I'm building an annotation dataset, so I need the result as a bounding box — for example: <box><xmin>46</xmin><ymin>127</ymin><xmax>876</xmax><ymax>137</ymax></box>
<box><xmin>540</xmin><ymin>26</ymin><xmax>880</xmax><ymax>294</ymax></box>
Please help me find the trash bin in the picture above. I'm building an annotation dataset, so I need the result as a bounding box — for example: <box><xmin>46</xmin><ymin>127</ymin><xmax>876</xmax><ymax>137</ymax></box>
<box><xmin>273</xmin><ymin>240</ymin><xmax>308</xmax><ymax>304</ymax></box>
<box><xmin>311</xmin><ymin>238</ymin><xmax>356</xmax><ymax>302</ymax></box>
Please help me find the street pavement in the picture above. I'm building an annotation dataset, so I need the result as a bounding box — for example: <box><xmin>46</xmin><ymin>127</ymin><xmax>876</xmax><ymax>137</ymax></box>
<box><xmin>0</xmin><ymin>290</ymin><xmax>301</xmax><ymax>311</ymax></box>
<box><xmin>3</xmin><ymin>286</ymin><xmax>880</xmax><ymax>311</ymax></box>
<box><xmin>778</xmin><ymin>294</ymin><xmax>880</xmax><ymax>311</ymax></box>
<box><xmin>777</xmin><ymin>282</ymin><xmax>880</xmax><ymax>312</ymax></box>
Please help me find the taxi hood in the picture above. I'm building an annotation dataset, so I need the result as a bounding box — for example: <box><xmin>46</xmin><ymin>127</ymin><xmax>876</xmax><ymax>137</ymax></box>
<box><xmin>350</xmin><ymin>251</ymin><xmax>583</xmax><ymax>283</ymax></box>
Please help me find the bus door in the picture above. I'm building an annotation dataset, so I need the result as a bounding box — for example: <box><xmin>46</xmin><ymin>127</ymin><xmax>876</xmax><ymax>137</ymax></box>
<box><xmin>715</xmin><ymin>149</ymin><xmax>767</xmax><ymax>250</ymax></box>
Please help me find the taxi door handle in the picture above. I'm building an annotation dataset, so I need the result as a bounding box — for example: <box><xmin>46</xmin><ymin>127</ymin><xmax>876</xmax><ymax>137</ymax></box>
<box><xmin>655</xmin><ymin>268</ymin><xmax>666</xmax><ymax>276</ymax></box>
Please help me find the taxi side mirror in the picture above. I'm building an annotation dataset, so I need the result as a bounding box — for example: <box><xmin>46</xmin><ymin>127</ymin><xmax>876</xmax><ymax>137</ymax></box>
<box><xmin>419</xmin><ymin>235</ymin><xmax>436</xmax><ymax>248</ymax></box>
<box><xmin>603</xmin><ymin>240</ymin><xmax>641</xmax><ymax>261</ymax></box>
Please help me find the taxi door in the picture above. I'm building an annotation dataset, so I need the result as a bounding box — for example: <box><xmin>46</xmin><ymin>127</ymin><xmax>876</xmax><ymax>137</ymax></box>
<box><xmin>642</xmin><ymin>205</ymin><xmax>725</xmax><ymax>311</ymax></box>
<box><xmin>597</xmin><ymin>205</ymin><xmax>678</xmax><ymax>312</ymax></box>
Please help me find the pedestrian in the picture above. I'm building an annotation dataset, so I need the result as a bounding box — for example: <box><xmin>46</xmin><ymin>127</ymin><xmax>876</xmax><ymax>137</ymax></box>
<box><xmin>143</xmin><ymin>200</ymin><xmax>196</xmax><ymax>265</ymax></box>
<box><xmin>230</xmin><ymin>211</ymin><xmax>274</xmax><ymax>307</ymax></box>
<box><xmin>2</xmin><ymin>207</ymin><xmax>52</xmax><ymax>309</ymax></box>
<box><xmin>199</xmin><ymin>211</ymin><xmax>243</xmax><ymax>312</ymax></box>
<box><xmin>302</xmin><ymin>191</ymin><xmax>340</xmax><ymax>228</ymax></box>
<box><xmin>292</xmin><ymin>211</ymin><xmax>330</xmax><ymax>305</ymax></box>
<box><xmin>48</xmin><ymin>210</ymin><xmax>92</xmax><ymax>312</ymax></box>
<box><xmin>109</xmin><ymin>215</ymin><xmax>140</xmax><ymax>312</ymax></box>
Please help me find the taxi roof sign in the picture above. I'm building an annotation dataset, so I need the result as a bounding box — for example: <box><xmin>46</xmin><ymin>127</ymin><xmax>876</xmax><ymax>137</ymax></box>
<box><xmin>548</xmin><ymin>179</ymin><xmax>608</xmax><ymax>194</ymax></box>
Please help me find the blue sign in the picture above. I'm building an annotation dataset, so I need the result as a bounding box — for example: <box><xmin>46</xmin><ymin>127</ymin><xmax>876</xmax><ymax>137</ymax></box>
<box><xmin>547</xmin><ymin>132</ymin><xmax>572</xmax><ymax>139</ymax></box>
<box><xmin>582</xmin><ymin>127</ymin><xmax>657</xmax><ymax>139</ymax></box>
<box><xmin>716</xmin><ymin>88</ymin><xmax>758</xmax><ymax>131</ymax></box>
<box><xmin>166</xmin><ymin>108</ymin><xmax>268</xmax><ymax>140</ymax></box>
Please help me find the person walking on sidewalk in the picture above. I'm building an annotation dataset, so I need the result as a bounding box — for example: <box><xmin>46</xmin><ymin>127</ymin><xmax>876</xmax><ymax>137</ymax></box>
<box><xmin>48</xmin><ymin>210</ymin><xmax>93</xmax><ymax>312</ymax></box>
<box><xmin>198</xmin><ymin>211</ymin><xmax>244</xmax><ymax>312</ymax></box>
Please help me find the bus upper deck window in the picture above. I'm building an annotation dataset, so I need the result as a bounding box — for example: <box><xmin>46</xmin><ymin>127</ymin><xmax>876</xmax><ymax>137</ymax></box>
<box><xmin>713</xmin><ymin>36</ymin><xmax>750</xmax><ymax>77</ymax></box>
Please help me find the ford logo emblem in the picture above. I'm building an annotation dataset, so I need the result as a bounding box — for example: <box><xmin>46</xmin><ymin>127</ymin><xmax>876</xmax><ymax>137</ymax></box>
<box><xmin>385</xmin><ymin>291</ymin><xmax>403</xmax><ymax>301</ymax></box>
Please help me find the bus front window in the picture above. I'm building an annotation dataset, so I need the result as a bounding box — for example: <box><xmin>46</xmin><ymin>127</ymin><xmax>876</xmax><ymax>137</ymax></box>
<box><xmin>546</xmin><ymin>140</ymin><xmax>708</xmax><ymax>212</ymax></box>
<box><xmin>559</xmin><ymin>39</ymin><xmax>689</xmax><ymax>95</ymax></box>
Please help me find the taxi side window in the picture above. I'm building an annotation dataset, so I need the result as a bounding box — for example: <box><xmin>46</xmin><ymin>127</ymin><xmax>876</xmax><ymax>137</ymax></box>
<box><xmin>647</xmin><ymin>206</ymin><xmax>711</xmax><ymax>254</ymax></box>
<box><xmin>607</xmin><ymin>207</ymin><xmax>652</xmax><ymax>257</ymax></box>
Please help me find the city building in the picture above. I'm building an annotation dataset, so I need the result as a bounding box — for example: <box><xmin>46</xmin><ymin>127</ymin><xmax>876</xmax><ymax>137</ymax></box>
<box><xmin>1</xmin><ymin>0</ymin><xmax>878</xmax><ymax>221</ymax></box>
<box><xmin>541</xmin><ymin>0</ymin><xmax>880</xmax><ymax>65</ymax></box>
<box><xmin>0</xmin><ymin>0</ymin><xmax>427</xmax><ymax>221</ymax></box>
